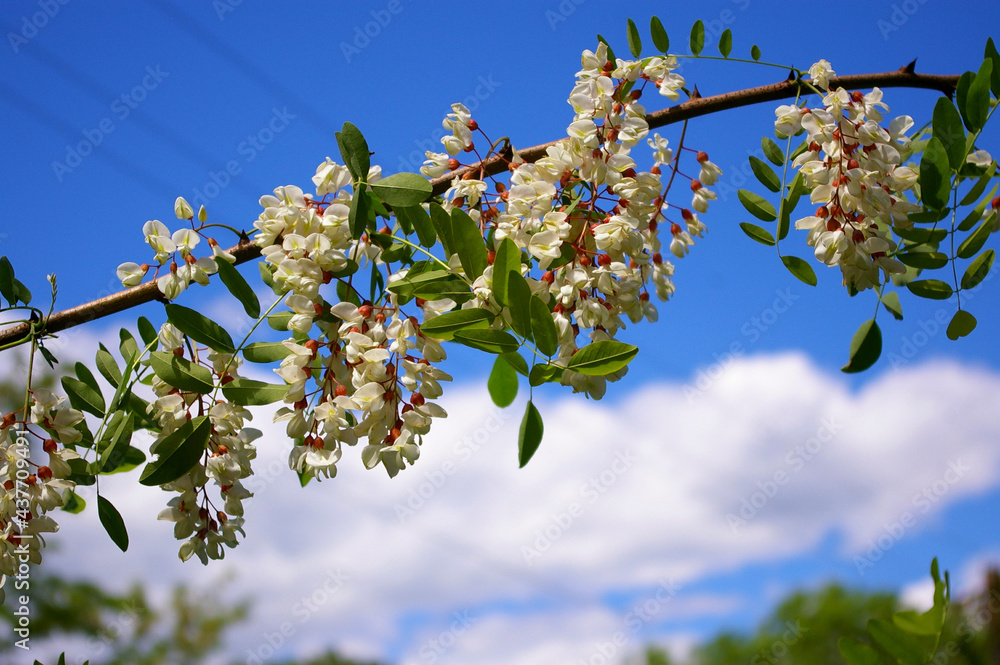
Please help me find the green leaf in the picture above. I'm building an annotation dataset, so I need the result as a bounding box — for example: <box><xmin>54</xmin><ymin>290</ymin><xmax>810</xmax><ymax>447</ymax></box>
<box><xmin>626</xmin><ymin>18</ymin><xmax>642</xmax><ymax>58</ymax></box>
<box><xmin>268</xmin><ymin>311</ymin><xmax>293</xmax><ymax>331</ymax></box>
<box><xmin>959</xmin><ymin>160</ymin><xmax>996</xmax><ymax>206</ymax></box>
<box><xmin>349</xmin><ymin>188</ymin><xmax>370</xmax><ymax>240</ymax></box>
<box><xmin>148</xmin><ymin>352</ymin><xmax>214</xmax><ymax>394</ymax></box>
<box><xmin>506</xmin><ymin>272</ymin><xmax>533</xmax><ymax>340</ymax></box>
<box><xmin>897</xmin><ymin>251</ymin><xmax>949</xmax><ymax>270</ymax></box>
<box><xmin>838</xmin><ymin>637</ymin><xmax>887</xmax><ymax>665</ymax></box>
<box><xmin>419</xmin><ymin>309</ymin><xmax>493</xmax><ymax>341</ymax></box>
<box><xmin>73</xmin><ymin>361</ymin><xmax>101</xmax><ymax>395</ymax></box>
<box><xmin>501</xmin><ymin>351</ymin><xmax>529</xmax><ymax>377</ymax></box>
<box><xmin>749</xmin><ymin>156</ymin><xmax>781</xmax><ymax>192</ymax></box>
<box><xmin>962</xmin><ymin>249</ymin><xmax>994</xmax><ymax>289</ymax></box>
<box><xmin>894</xmin><ymin>226</ymin><xmax>948</xmax><ymax>244</ymax></box>
<box><xmin>336</xmin><ymin>122</ymin><xmax>370</xmax><ymax>182</ymax></box>
<box><xmin>986</xmin><ymin>37</ymin><xmax>1000</xmax><ymax>97</ymax></box>
<box><xmin>452</xmin><ymin>329</ymin><xmax>520</xmax><ymax>355</ymax></box>
<box><xmin>137</xmin><ymin>316</ymin><xmax>158</xmax><ymax>350</ymax></box>
<box><xmin>12</xmin><ymin>278</ymin><xmax>30</xmax><ymax>305</ymax></box>
<box><xmin>881</xmin><ymin>291</ymin><xmax>904</xmax><ymax>320</ymax></box>
<box><xmin>750</xmin><ymin>44</ymin><xmax>761</xmax><ymax>61</ymax></box>
<box><xmin>842</xmin><ymin>319</ymin><xmax>882</xmax><ymax>373</ymax></box>
<box><xmin>139</xmin><ymin>416</ymin><xmax>211</xmax><ymax>486</ymax></box>
<box><xmin>492</xmin><ymin>237</ymin><xmax>521</xmax><ymax>307</ymax></box>
<box><xmin>649</xmin><ymin>16</ymin><xmax>669</xmax><ymax>52</ymax></box>
<box><xmin>919</xmin><ymin>137</ymin><xmax>952</xmax><ymax>211</ymax></box>
<box><xmin>487</xmin><ymin>355</ymin><xmax>518</xmax><ymax>408</ymax></box>
<box><xmin>450</xmin><ymin>208</ymin><xmax>489</xmax><ymax>279</ymax></box>
<box><xmin>518</xmin><ymin>400</ymin><xmax>544</xmax><ymax>468</ymax></box>
<box><xmin>932</xmin><ymin>98</ymin><xmax>966</xmax><ymax>170</ymax></box>
<box><xmin>956</xmin><ymin>213</ymin><xmax>996</xmax><ymax>258</ymax></box>
<box><xmin>0</xmin><ymin>256</ymin><xmax>15</xmax><ymax>306</ymax></box>
<box><xmin>780</xmin><ymin>255</ymin><xmax>817</xmax><ymax>286</ymax></box>
<box><xmin>411</xmin><ymin>275</ymin><xmax>474</xmax><ymax>303</ymax></box>
<box><xmin>242</xmin><ymin>341</ymin><xmax>290</xmax><ymax>364</ymax></box>
<box><xmin>689</xmin><ymin>19</ymin><xmax>705</xmax><ymax>55</ymax></box>
<box><xmin>966</xmin><ymin>59</ymin><xmax>994</xmax><ymax>132</ymax></box>
<box><xmin>62</xmin><ymin>376</ymin><xmax>105</xmax><ymax>417</ymax></box>
<box><xmin>529</xmin><ymin>296</ymin><xmax>558</xmax><ymax>356</ymax></box>
<box><xmin>96</xmin><ymin>345</ymin><xmax>122</xmax><ymax>387</ymax></box>
<box><xmin>528</xmin><ymin>363</ymin><xmax>563</xmax><ymax>386</ymax></box>
<box><xmin>165</xmin><ymin>303</ymin><xmax>235</xmax><ymax>354</ymax></box>
<box><xmin>395</xmin><ymin>205</ymin><xmax>436</xmax><ymax>248</ymax></box>
<box><xmin>907</xmin><ymin>279</ymin><xmax>954</xmax><ymax>300</ymax></box>
<box><xmin>718</xmin><ymin>28</ymin><xmax>732</xmax><ymax>58</ymax></box>
<box><xmin>97</xmin><ymin>496</ymin><xmax>129</xmax><ymax>552</ymax></box>
<box><xmin>738</xmin><ymin>189</ymin><xmax>777</xmax><ymax>221</ymax></box>
<box><xmin>567</xmin><ymin>340</ymin><xmax>638</xmax><ymax>376</ymax></box>
<box><xmin>740</xmin><ymin>222</ymin><xmax>776</xmax><ymax>246</ymax></box>
<box><xmin>762</xmin><ymin>137</ymin><xmax>785</xmax><ymax>166</ymax></box>
<box><xmin>370</xmin><ymin>172</ymin><xmax>433</xmax><ymax>207</ymax></box>
<box><xmin>958</xmin><ymin>183</ymin><xmax>998</xmax><ymax>231</ymax></box>
<box><xmin>61</xmin><ymin>489</ymin><xmax>86</xmax><ymax>514</ymax></box>
<box><xmin>119</xmin><ymin>328</ymin><xmax>140</xmax><ymax>365</ymax></box>
<box><xmin>956</xmin><ymin>71</ymin><xmax>975</xmax><ymax>131</ymax></box>
<box><xmin>947</xmin><ymin>309</ymin><xmax>977</xmax><ymax>340</ymax></box>
<box><xmin>428</xmin><ymin>203</ymin><xmax>455</xmax><ymax>256</ymax></box>
<box><xmin>99</xmin><ymin>412</ymin><xmax>135</xmax><ymax>473</ymax></box>
<box><xmin>776</xmin><ymin>199</ymin><xmax>791</xmax><ymax>242</ymax></box>
<box><xmin>65</xmin><ymin>458</ymin><xmax>96</xmax><ymax>485</ymax></box>
<box><xmin>221</xmin><ymin>378</ymin><xmax>288</xmax><ymax>406</ymax></box>
<box><xmin>215</xmin><ymin>258</ymin><xmax>260</xmax><ymax>318</ymax></box>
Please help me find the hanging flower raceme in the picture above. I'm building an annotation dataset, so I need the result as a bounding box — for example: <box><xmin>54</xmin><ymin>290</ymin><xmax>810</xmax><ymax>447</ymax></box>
<box><xmin>780</xmin><ymin>61</ymin><xmax>920</xmax><ymax>292</ymax></box>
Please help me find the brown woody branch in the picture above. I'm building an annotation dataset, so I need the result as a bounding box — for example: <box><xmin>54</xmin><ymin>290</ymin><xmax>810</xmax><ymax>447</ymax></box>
<box><xmin>0</xmin><ymin>68</ymin><xmax>959</xmax><ymax>348</ymax></box>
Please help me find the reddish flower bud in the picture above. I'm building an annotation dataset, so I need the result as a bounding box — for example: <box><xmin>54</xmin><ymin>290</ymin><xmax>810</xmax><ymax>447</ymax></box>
<box><xmin>37</xmin><ymin>466</ymin><xmax>52</xmax><ymax>482</ymax></box>
<box><xmin>43</xmin><ymin>438</ymin><xmax>58</xmax><ymax>453</ymax></box>
<box><xmin>696</xmin><ymin>151</ymin><xmax>709</xmax><ymax>162</ymax></box>
<box><xmin>690</xmin><ymin>180</ymin><xmax>703</xmax><ymax>191</ymax></box>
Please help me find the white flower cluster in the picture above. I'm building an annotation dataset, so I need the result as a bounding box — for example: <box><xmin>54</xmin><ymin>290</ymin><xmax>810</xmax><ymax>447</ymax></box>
<box><xmin>116</xmin><ymin>197</ymin><xmax>235</xmax><ymax>300</ymax></box>
<box><xmin>777</xmin><ymin>61</ymin><xmax>920</xmax><ymax>292</ymax></box>
<box><xmin>0</xmin><ymin>391</ymin><xmax>84</xmax><ymax>602</ymax></box>
<box><xmin>253</xmin><ymin>167</ymin><xmax>451</xmax><ymax>480</ymax></box>
<box><xmin>149</xmin><ymin>323</ymin><xmax>258</xmax><ymax>564</ymax></box>
<box><xmin>420</xmin><ymin>42</ymin><xmax>720</xmax><ymax>398</ymax></box>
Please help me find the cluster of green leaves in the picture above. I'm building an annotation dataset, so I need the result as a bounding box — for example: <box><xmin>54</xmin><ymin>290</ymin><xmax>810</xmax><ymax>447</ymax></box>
<box><xmin>621</xmin><ymin>15</ymin><xmax>762</xmax><ymax>63</ymax></box>
<box><xmin>839</xmin><ymin>559</ymin><xmax>951</xmax><ymax>665</ymax></box>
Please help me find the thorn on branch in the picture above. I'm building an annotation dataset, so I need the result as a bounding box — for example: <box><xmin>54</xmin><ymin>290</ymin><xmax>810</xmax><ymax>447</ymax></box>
<box><xmin>901</xmin><ymin>59</ymin><xmax>917</xmax><ymax>74</ymax></box>
<box><xmin>787</xmin><ymin>69</ymin><xmax>796</xmax><ymax>81</ymax></box>
<box><xmin>691</xmin><ymin>85</ymin><xmax>702</xmax><ymax>100</ymax></box>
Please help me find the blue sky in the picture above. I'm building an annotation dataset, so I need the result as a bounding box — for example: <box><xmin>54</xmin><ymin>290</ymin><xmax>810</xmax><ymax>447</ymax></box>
<box><xmin>2</xmin><ymin>1</ymin><xmax>1000</xmax><ymax>664</ymax></box>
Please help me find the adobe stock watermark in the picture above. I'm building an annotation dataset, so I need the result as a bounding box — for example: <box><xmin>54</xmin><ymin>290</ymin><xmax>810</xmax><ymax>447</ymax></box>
<box><xmin>877</xmin><ymin>0</ymin><xmax>931</xmax><ymax>41</ymax></box>
<box><xmin>521</xmin><ymin>449</ymin><xmax>639</xmax><ymax>565</ymax></box>
<box><xmin>577</xmin><ymin>578</ymin><xmax>681</xmax><ymax>665</ymax></box>
<box><xmin>395</xmin><ymin>75</ymin><xmax>502</xmax><ymax>174</ymax></box>
<box><xmin>727</xmin><ymin>414</ymin><xmax>842</xmax><ymax>532</ymax></box>
<box><xmin>683</xmin><ymin>288</ymin><xmax>799</xmax><ymax>403</ymax></box>
<box><xmin>7</xmin><ymin>0</ymin><xmax>72</xmax><ymax>53</ymax></box>
<box><xmin>417</xmin><ymin>610</ymin><xmax>477</xmax><ymax>664</ymax></box>
<box><xmin>749</xmin><ymin>621</ymin><xmax>807</xmax><ymax>665</ymax></box>
<box><xmin>854</xmin><ymin>459</ymin><xmax>969</xmax><ymax>575</ymax></box>
<box><xmin>393</xmin><ymin>405</ymin><xmax>508</xmax><ymax>522</ymax></box>
<box><xmin>244</xmin><ymin>567</ymin><xmax>350</xmax><ymax>665</ymax></box>
<box><xmin>190</xmin><ymin>106</ymin><xmax>295</xmax><ymax>209</ymax></box>
<box><xmin>340</xmin><ymin>0</ymin><xmax>404</xmax><ymax>63</ymax></box>
<box><xmin>51</xmin><ymin>65</ymin><xmax>170</xmax><ymax>182</ymax></box>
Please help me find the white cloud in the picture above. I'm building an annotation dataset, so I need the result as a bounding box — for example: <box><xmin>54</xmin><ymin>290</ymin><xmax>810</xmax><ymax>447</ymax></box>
<box><xmin>24</xmin><ymin>350</ymin><xmax>1000</xmax><ymax>664</ymax></box>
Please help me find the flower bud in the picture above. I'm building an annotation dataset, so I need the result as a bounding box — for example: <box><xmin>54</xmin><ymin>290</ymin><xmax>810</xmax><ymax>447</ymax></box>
<box><xmin>174</xmin><ymin>196</ymin><xmax>194</xmax><ymax>220</ymax></box>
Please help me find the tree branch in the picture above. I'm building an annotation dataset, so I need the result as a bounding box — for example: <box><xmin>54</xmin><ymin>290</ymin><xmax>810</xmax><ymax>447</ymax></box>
<box><xmin>0</xmin><ymin>68</ymin><xmax>959</xmax><ymax>348</ymax></box>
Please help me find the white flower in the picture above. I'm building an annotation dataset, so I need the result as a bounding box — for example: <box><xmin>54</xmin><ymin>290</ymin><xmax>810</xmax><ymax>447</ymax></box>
<box><xmin>116</xmin><ymin>262</ymin><xmax>145</xmax><ymax>287</ymax></box>
<box><xmin>967</xmin><ymin>149</ymin><xmax>993</xmax><ymax>168</ymax></box>
<box><xmin>174</xmin><ymin>196</ymin><xmax>194</xmax><ymax>220</ymax></box>
<box><xmin>808</xmin><ymin>59</ymin><xmax>835</xmax><ymax>90</ymax></box>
